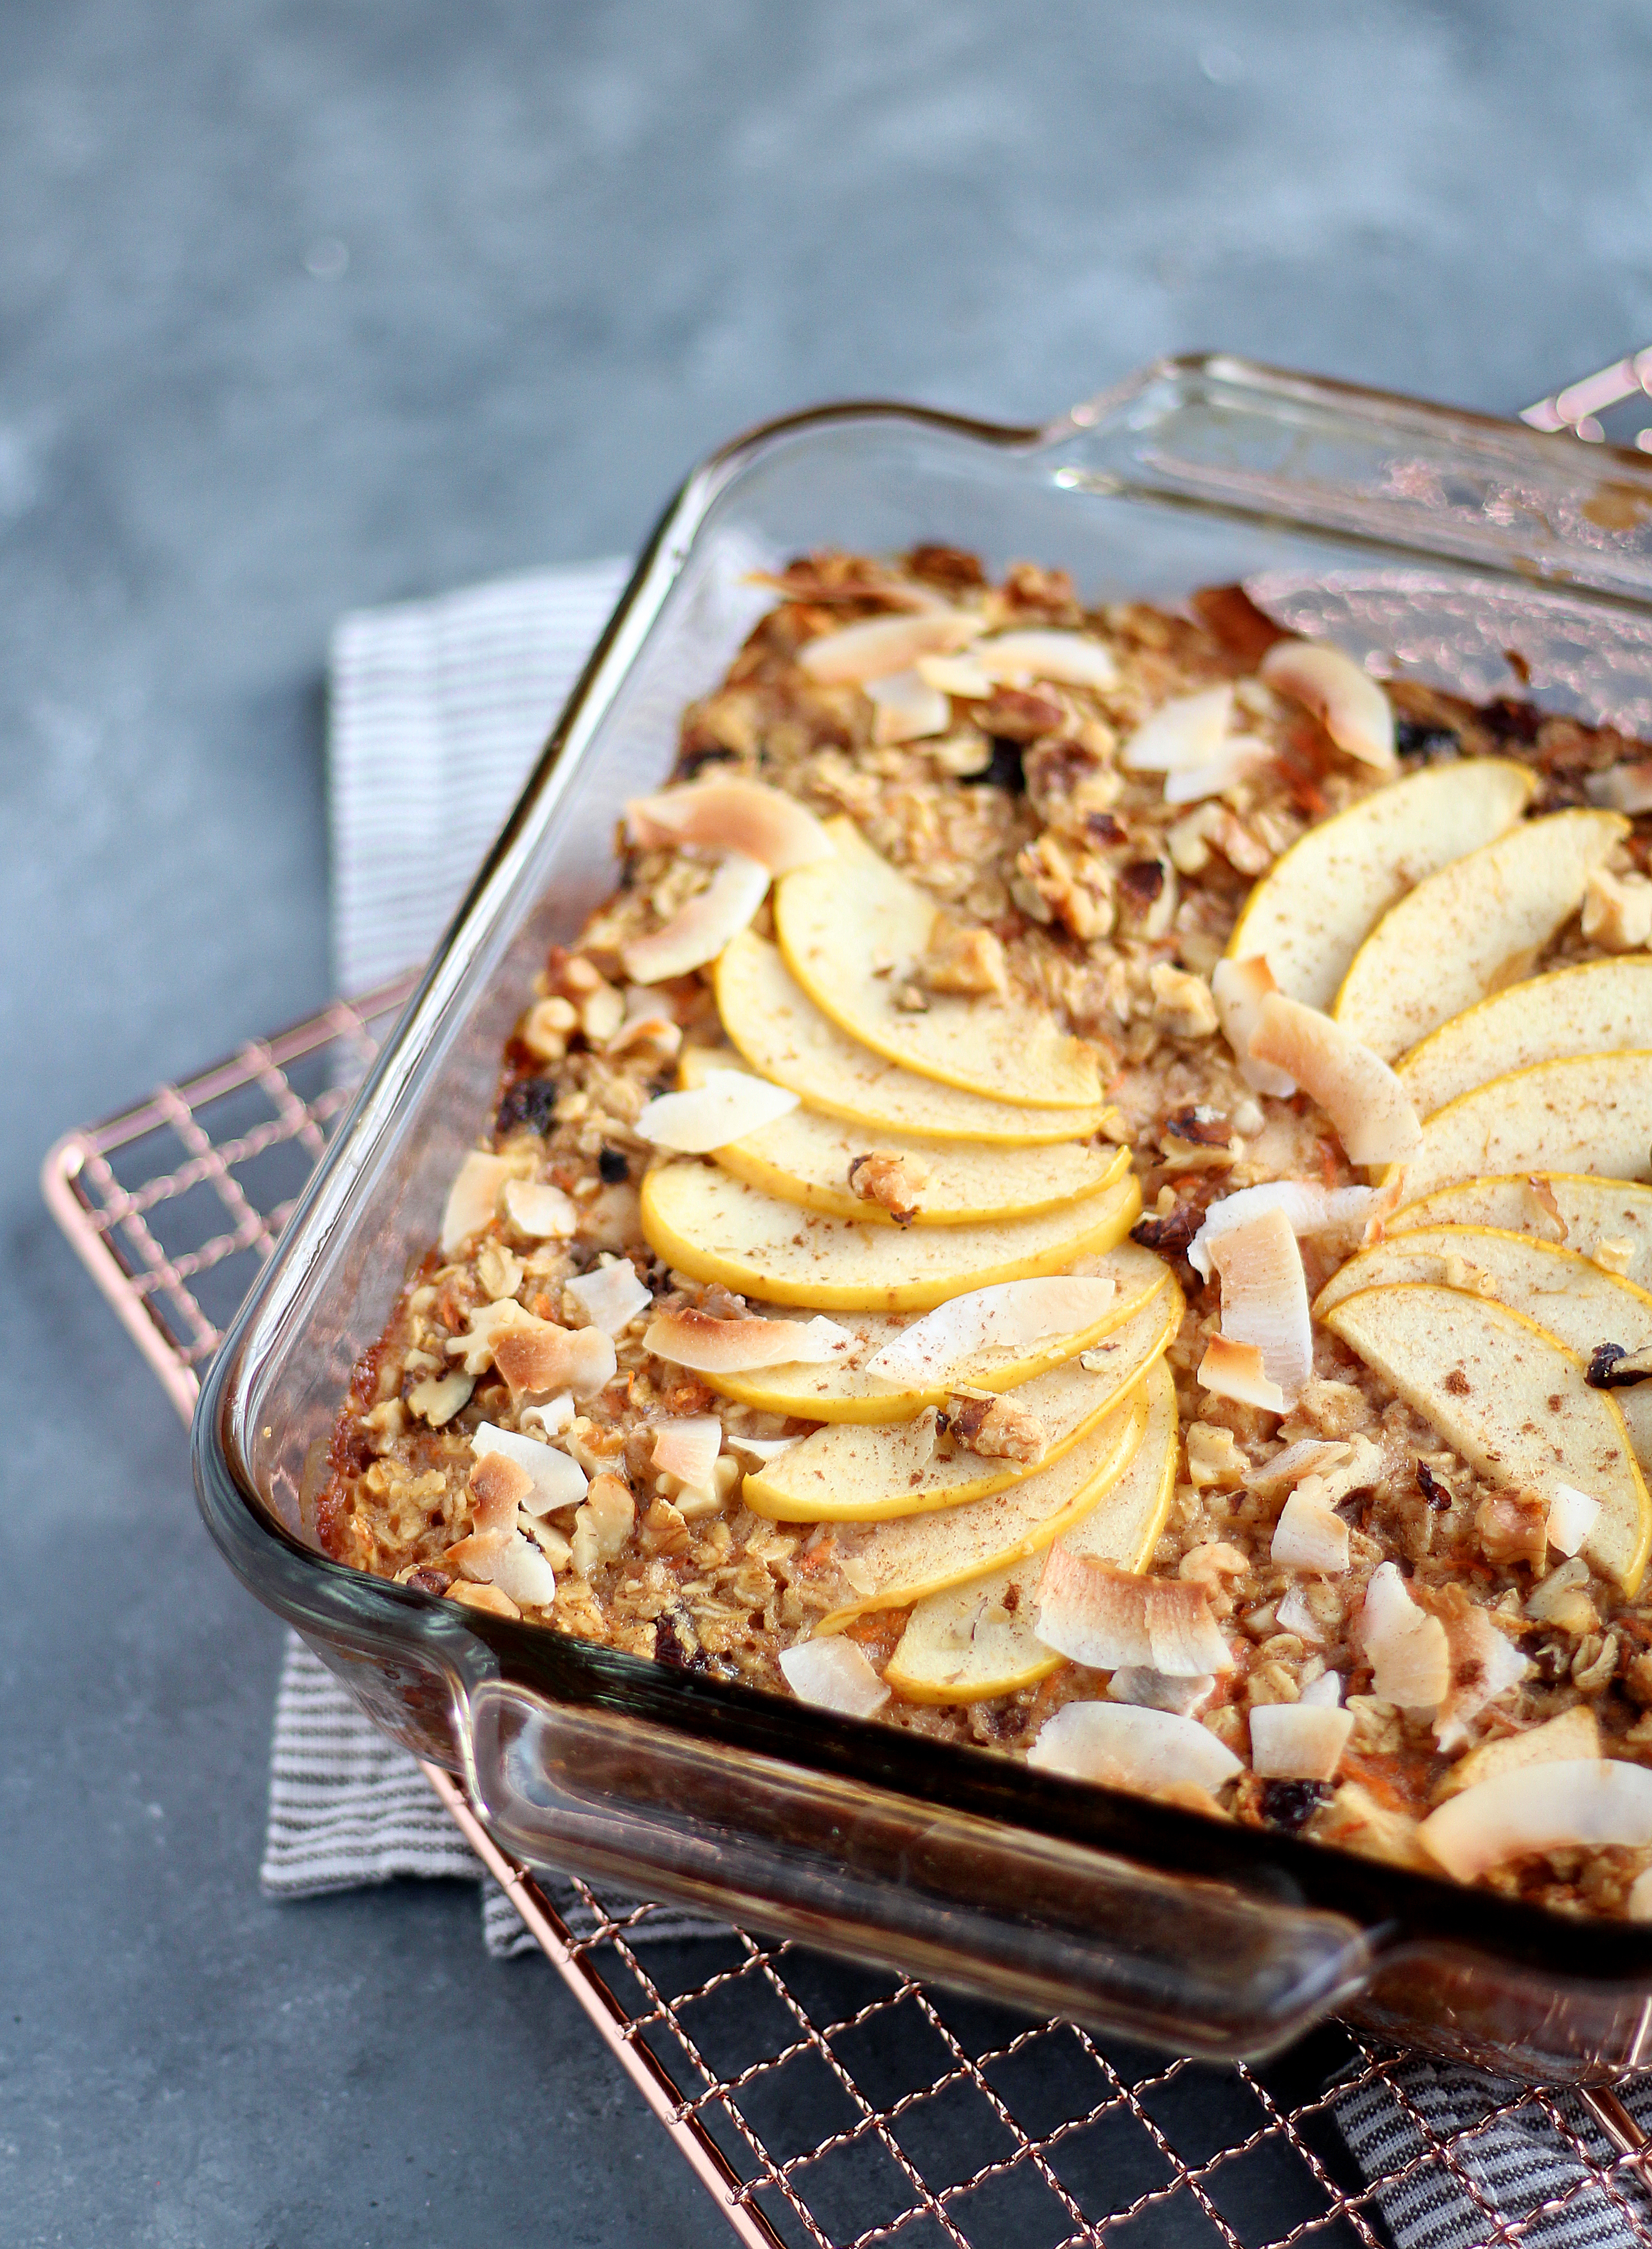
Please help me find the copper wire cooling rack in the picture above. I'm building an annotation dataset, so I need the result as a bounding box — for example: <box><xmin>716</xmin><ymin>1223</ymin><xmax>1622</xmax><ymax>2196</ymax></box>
<box><xmin>43</xmin><ymin>986</ymin><xmax>1652</xmax><ymax>2249</ymax></box>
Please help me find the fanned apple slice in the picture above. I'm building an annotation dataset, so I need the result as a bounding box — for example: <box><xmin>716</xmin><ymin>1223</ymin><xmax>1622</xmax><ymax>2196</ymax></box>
<box><xmin>1323</xmin><ymin>1283</ymin><xmax>1652</xmax><ymax>1590</ymax></box>
<box><xmin>743</xmin><ymin>1285</ymin><xmax>1179</xmax><ymax>1521</ymax></box>
<box><xmin>640</xmin><ymin>1164</ymin><xmax>1141</xmax><ymax>1312</ymax></box>
<box><xmin>705</xmin><ymin>1245</ymin><xmax>1173</xmax><ymax>1423</ymax></box>
<box><xmin>773</xmin><ymin>819</ymin><xmax>1103</xmax><ymax>1108</ymax></box>
<box><xmin>1315</xmin><ymin>1227</ymin><xmax>1652</xmax><ymax>1469</ymax></box>
<box><xmin>1332</xmin><ymin>809</ymin><xmax>1628</xmax><ymax>1061</ymax></box>
<box><xmin>1395</xmin><ymin>957</ymin><xmax>1652</xmax><ymax>1120</ymax></box>
<box><xmin>1380</xmin><ymin>1052</ymin><xmax>1652</xmax><ymax>1206</ymax></box>
<box><xmin>1224</xmin><ymin>761</ymin><xmax>1535</xmax><ymax>1012</ymax></box>
<box><xmin>716</xmin><ymin>933</ymin><xmax>1112</xmax><ymax>1146</ymax></box>
<box><xmin>815</xmin><ymin>1390</ymin><xmax>1149</xmax><ymax>1632</ymax></box>
<box><xmin>676</xmin><ymin>1046</ymin><xmax>1125</xmax><ymax>1223</ymax></box>
<box><xmin>884</xmin><ymin>1359</ymin><xmax>1178</xmax><ymax>1702</ymax></box>
<box><xmin>1389</xmin><ymin>1173</ymin><xmax>1652</xmax><ymax>1292</ymax></box>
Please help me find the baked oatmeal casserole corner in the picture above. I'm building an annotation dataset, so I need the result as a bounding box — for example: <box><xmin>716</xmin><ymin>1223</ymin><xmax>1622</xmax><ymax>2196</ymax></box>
<box><xmin>318</xmin><ymin>542</ymin><xmax>1652</xmax><ymax>1919</ymax></box>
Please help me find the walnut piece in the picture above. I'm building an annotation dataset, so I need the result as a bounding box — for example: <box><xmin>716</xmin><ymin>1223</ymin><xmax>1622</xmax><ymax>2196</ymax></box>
<box><xmin>1475</xmin><ymin>1486</ymin><xmax>1548</xmax><ymax>1571</ymax></box>
<box><xmin>848</xmin><ymin>1150</ymin><xmax>928</xmax><ymax>1225</ymax></box>
<box><xmin>946</xmin><ymin>1393</ymin><xmax>1049</xmax><ymax>1465</ymax></box>
<box><xmin>1185</xmin><ymin>1422</ymin><xmax>1248</xmax><ymax>1489</ymax></box>
<box><xmin>1148</xmin><ymin>962</ymin><xmax>1219</xmax><ymax>1040</ymax></box>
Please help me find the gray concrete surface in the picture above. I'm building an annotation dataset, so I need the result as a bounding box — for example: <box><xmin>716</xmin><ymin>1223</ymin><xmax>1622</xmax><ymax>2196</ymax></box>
<box><xmin>5</xmin><ymin>1</ymin><xmax>1652</xmax><ymax>2241</ymax></box>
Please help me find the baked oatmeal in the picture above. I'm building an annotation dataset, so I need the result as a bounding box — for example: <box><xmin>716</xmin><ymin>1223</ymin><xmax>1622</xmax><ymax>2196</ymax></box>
<box><xmin>318</xmin><ymin>544</ymin><xmax>1652</xmax><ymax>1916</ymax></box>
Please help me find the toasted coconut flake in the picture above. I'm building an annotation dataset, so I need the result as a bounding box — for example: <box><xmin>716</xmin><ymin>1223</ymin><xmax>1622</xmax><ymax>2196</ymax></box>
<box><xmin>1250</xmin><ymin>1702</ymin><xmax>1354</xmax><ymax>1782</ymax></box>
<box><xmin>500</xmin><ymin>1177</ymin><xmax>579</xmax><ymax>1240</ymax></box>
<box><xmin>441</xmin><ymin>1150</ymin><xmax>512</xmax><ymax>1256</ymax></box>
<box><xmin>521</xmin><ymin>1392</ymin><xmax>575</xmax><ymax>1437</ymax></box>
<box><xmin>472</xmin><ymin>1421</ymin><xmax>588</xmax><ymax>1515</ymax></box>
<box><xmin>566</xmin><ymin>1258</ymin><xmax>651</xmax><ymax>1335</ymax></box>
<box><xmin>1433</xmin><ymin>1601</ymin><xmax>1528</xmax><ymax>1753</ymax></box>
<box><xmin>916</xmin><ymin>651</ymin><xmax>994</xmax><ymax>699</ymax></box>
<box><xmin>1190</xmin><ymin>1181</ymin><xmax>1377</xmax><ymax>1279</ymax></box>
<box><xmin>1260</xmin><ymin>639</ymin><xmax>1397</xmax><ymax>772</ymax></box>
<box><xmin>1197</xmin><ymin>1336</ymin><xmax>1285</xmax><ymax>1414</ymax></box>
<box><xmin>637</xmin><ymin>1069</ymin><xmax>800</xmax><ymax>1153</ymax></box>
<box><xmin>1208</xmin><ymin>1205</ymin><xmax>1313</xmax><ymax>1405</ymax></box>
<box><xmin>606</xmin><ymin>1003</ymin><xmax>683</xmax><ymax>1062</ymax></box>
<box><xmin>971</xmin><ymin>629</ymin><xmax>1119</xmax><ymax>691</ymax></box>
<box><xmin>1302</xmin><ymin>1669</ymin><xmax>1344</xmax><ymax>1707</ymax></box>
<box><xmin>1249</xmin><ymin>994</ymin><xmax>1422</xmax><ymax>1166</ymax></box>
<box><xmin>1035</xmin><ymin>1550</ymin><xmax>1234</xmax><ymax>1677</ymax></box>
<box><xmin>1271</xmin><ymin>1478</ymin><xmax>1351</xmax><ymax>1574</ymax></box>
<box><xmin>1120</xmin><ymin>685</ymin><xmax>1234</xmax><ymax>771</ymax></box>
<box><xmin>651</xmin><ymin>1414</ymin><xmax>723</xmax><ymax>1487</ymax></box>
<box><xmin>1106</xmin><ymin>1666</ymin><xmax>1216</xmax><ymax>1717</ymax></box>
<box><xmin>1275</xmin><ymin>1584</ymin><xmax>1326</xmax><ymax>1642</ymax></box>
<box><xmin>469</xmin><ymin>1452</ymin><xmax>534</xmax><ymax>1544</ymax></box>
<box><xmin>643</xmin><ymin>1304</ymin><xmax>852</xmax><ymax>1373</ymax></box>
<box><xmin>1548</xmin><ymin>1482</ymin><xmax>1603</xmax><ymax>1557</ymax></box>
<box><xmin>1028</xmin><ymin>1700</ymin><xmax>1242</xmax><ymax>1794</ymax></box>
<box><xmin>488</xmin><ymin>1532</ymin><xmax>560</xmax><ymax>1608</ymax></box>
<box><xmin>865</xmin><ymin>1277</ymin><xmax>1118</xmax><ymax>1387</ymax></box>
<box><xmin>1245</xmin><ymin>1439</ymin><xmax>1355</xmax><ymax>1496</ymax></box>
<box><xmin>624</xmin><ymin>778</ymin><xmax>834</xmax><ymax>873</ymax></box>
<box><xmin>446</xmin><ymin>1579</ymin><xmax>521</xmax><ymax>1620</ymax></box>
<box><xmin>569</xmin><ymin>1473</ymin><xmax>635</xmax><ymax>1578</ymax></box>
<box><xmin>1163</xmin><ymin>735</ymin><xmax>1273</xmax><ymax>807</ymax></box>
<box><xmin>864</xmin><ymin>667</ymin><xmax>951</xmax><ymax>744</ymax></box>
<box><xmin>1359</xmin><ymin>1562</ymin><xmax>1451</xmax><ymax>1713</ymax></box>
<box><xmin>1211</xmin><ymin>955</ymin><xmax>1297</xmax><ymax>1098</ymax></box>
<box><xmin>449</xmin><ymin>1300</ymin><xmax>617</xmax><ymax>1396</ymax></box>
<box><xmin>797</xmin><ymin>610</ymin><xmax>980</xmax><ymax>684</ymax></box>
<box><xmin>725</xmin><ymin>1431</ymin><xmax>806</xmax><ymax>1466</ymax></box>
<box><xmin>1420</xmin><ymin>1758</ymin><xmax>1652</xmax><ymax>1881</ymax></box>
<box><xmin>1588</xmin><ymin>760</ymin><xmax>1652</xmax><ymax>816</ymax></box>
<box><xmin>621</xmin><ymin>852</ymin><xmax>771</xmax><ymax>984</ymax></box>
<box><xmin>778</xmin><ymin>1636</ymin><xmax>891</xmax><ymax>1718</ymax></box>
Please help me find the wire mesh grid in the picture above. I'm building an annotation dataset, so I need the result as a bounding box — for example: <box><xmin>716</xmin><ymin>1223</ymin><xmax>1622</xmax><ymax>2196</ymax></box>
<box><xmin>43</xmin><ymin>986</ymin><xmax>1652</xmax><ymax>2249</ymax></box>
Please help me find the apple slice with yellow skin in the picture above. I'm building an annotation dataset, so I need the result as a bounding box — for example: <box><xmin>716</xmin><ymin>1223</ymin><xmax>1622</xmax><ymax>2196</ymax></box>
<box><xmin>1332</xmin><ymin>808</ymin><xmax>1628</xmax><ymax>1062</ymax></box>
<box><xmin>884</xmin><ymin>1358</ymin><xmax>1179</xmax><ymax>1701</ymax></box>
<box><xmin>1315</xmin><ymin>1227</ymin><xmax>1652</xmax><ymax>1470</ymax></box>
<box><xmin>1224</xmin><ymin>760</ymin><xmax>1535</xmax><ymax>1012</ymax></box>
<box><xmin>1322</xmin><ymin>1282</ymin><xmax>1652</xmax><ymax>1590</ymax></box>
<box><xmin>773</xmin><ymin>818</ymin><xmax>1103</xmax><ymax>1108</ymax></box>
<box><xmin>815</xmin><ymin>1389</ymin><xmax>1149</xmax><ymax>1632</ymax></box>
<box><xmin>705</xmin><ymin>1245</ymin><xmax>1173</xmax><ymax>1423</ymax></box>
<box><xmin>676</xmin><ymin>1045</ymin><xmax>1126</xmax><ymax>1224</ymax></box>
<box><xmin>743</xmin><ymin>1284</ymin><xmax>1179</xmax><ymax>1521</ymax></box>
<box><xmin>1394</xmin><ymin>956</ymin><xmax>1652</xmax><ymax>1120</ymax></box>
<box><xmin>640</xmin><ymin>1162</ymin><xmax>1141</xmax><ymax>1313</ymax></box>
<box><xmin>1379</xmin><ymin>1051</ymin><xmax>1652</xmax><ymax>1207</ymax></box>
<box><xmin>1389</xmin><ymin>1173</ymin><xmax>1652</xmax><ymax>1293</ymax></box>
<box><xmin>716</xmin><ymin>933</ymin><xmax>1113</xmax><ymax>1146</ymax></box>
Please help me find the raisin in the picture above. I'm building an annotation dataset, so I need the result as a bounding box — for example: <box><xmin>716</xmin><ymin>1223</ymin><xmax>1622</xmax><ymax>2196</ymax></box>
<box><xmin>497</xmin><ymin>1075</ymin><xmax>560</xmax><ymax>1139</ymax></box>
<box><xmin>407</xmin><ymin>1567</ymin><xmax>452</xmax><ymax>1597</ymax></box>
<box><xmin>598</xmin><ymin>1146</ymin><xmax>630</xmax><ymax>1185</ymax></box>
<box><xmin>1416</xmin><ymin>1460</ymin><xmax>1453</xmax><ymax>1511</ymax></box>
<box><xmin>1586</xmin><ymin>1342</ymin><xmax>1652</xmax><ymax>1388</ymax></box>
<box><xmin>1131</xmin><ymin>1205</ymin><xmax>1201</xmax><ymax>1256</ymax></box>
<box><xmin>677</xmin><ymin>744</ymin><xmax>739</xmax><ymax>781</ymax></box>
<box><xmin>1479</xmin><ymin>697</ymin><xmax>1543</xmax><ymax>745</ymax></box>
<box><xmin>653</xmin><ymin>1609</ymin><xmax>709</xmax><ymax>1673</ymax></box>
<box><xmin>1260</xmin><ymin>1780</ymin><xmax>1330</xmax><ymax>1833</ymax></box>
<box><xmin>1396</xmin><ymin>719</ymin><xmax>1460</xmax><ymax>762</ymax></box>
<box><xmin>968</xmin><ymin>736</ymin><xmax>1027</xmax><ymax>795</ymax></box>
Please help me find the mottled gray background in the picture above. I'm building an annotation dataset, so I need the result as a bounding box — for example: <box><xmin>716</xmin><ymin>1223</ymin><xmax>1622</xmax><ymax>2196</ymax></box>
<box><xmin>5</xmin><ymin>1</ymin><xmax>1651</xmax><ymax>2242</ymax></box>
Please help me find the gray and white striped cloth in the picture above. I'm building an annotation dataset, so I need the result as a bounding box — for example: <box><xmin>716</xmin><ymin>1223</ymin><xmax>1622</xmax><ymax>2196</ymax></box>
<box><xmin>271</xmin><ymin>552</ymin><xmax>1652</xmax><ymax>2242</ymax></box>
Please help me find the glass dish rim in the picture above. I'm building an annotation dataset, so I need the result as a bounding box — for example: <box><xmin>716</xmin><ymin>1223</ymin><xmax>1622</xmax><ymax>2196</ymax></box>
<box><xmin>193</xmin><ymin>349</ymin><xmax>1652</xmax><ymax>1991</ymax></box>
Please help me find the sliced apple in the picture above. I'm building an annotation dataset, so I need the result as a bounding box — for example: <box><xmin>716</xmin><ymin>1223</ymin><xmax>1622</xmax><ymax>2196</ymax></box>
<box><xmin>816</xmin><ymin>1389</ymin><xmax>1149</xmax><ymax>1632</ymax></box>
<box><xmin>1333</xmin><ymin>809</ymin><xmax>1629</xmax><ymax>1062</ymax></box>
<box><xmin>1388</xmin><ymin>1173</ymin><xmax>1652</xmax><ymax>1293</ymax></box>
<box><xmin>743</xmin><ymin>1284</ymin><xmax>1179</xmax><ymax>1521</ymax></box>
<box><xmin>704</xmin><ymin>1245</ymin><xmax>1173</xmax><ymax>1423</ymax></box>
<box><xmin>1315</xmin><ymin>1227</ymin><xmax>1652</xmax><ymax>1469</ymax></box>
<box><xmin>772</xmin><ymin>819</ymin><xmax>1103</xmax><ymax>1108</ymax></box>
<box><xmin>640</xmin><ymin>1162</ymin><xmax>1141</xmax><ymax>1312</ymax></box>
<box><xmin>1322</xmin><ymin>1282</ymin><xmax>1652</xmax><ymax>1590</ymax></box>
<box><xmin>675</xmin><ymin>1046</ymin><xmax>1124</xmax><ymax>1224</ymax></box>
<box><xmin>716</xmin><ymin>933</ymin><xmax>1113</xmax><ymax>1146</ymax></box>
<box><xmin>1225</xmin><ymin>760</ymin><xmax>1535</xmax><ymax>1012</ymax></box>
<box><xmin>884</xmin><ymin>1358</ymin><xmax>1178</xmax><ymax>1702</ymax></box>
<box><xmin>1395</xmin><ymin>957</ymin><xmax>1652</xmax><ymax>1121</ymax></box>
<box><xmin>1380</xmin><ymin>1052</ymin><xmax>1652</xmax><ymax>1207</ymax></box>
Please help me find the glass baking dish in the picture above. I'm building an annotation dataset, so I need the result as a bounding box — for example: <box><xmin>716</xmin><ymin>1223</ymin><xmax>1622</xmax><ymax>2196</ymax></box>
<box><xmin>195</xmin><ymin>353</ymin><xmax>1652</xmax><ymax>2081</ymax></box>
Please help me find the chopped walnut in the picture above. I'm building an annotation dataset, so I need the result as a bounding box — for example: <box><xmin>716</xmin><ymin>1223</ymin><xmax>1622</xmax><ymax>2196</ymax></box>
<box><xmin>1177</xmin><ymin>1541</ymin><xmax>1249</xmax><ymax>1615</ymax></box>
<box><xmin>1582</xmin><ymin>864</ymin><xmax>1652</xmax><ymax>951</ymax></box>
<box><xmin>1185</xmin><ymin>1422</ymin><xmax>1248</xmax><ymax>1489</ymax></box>
<box><xmin>1147</xmin><ymin>963</ymin><xmax>1219</xmax><ymax>1040</ymax></box>
<box><xmin>946</xmin><ymin>1393</ymin><xmax>1049</xmax><ymax>1465</ymax></box>
<box><xmin>1476</xmin><ymin>1487</ymin><xmax>1549</xmax><ymax>1571</ymax></box>
<box><xmin>920</xmin><ymin>919</ymin><xmax>1009</xmax><ymax>997</ymax></box>
<box><xmin>1014</xmin><ymin>834</ymin><xmax>1113</xmax><ymax>940</ymax></box>
<box><xmin>1115</xmin><ymin>855</ymin><xmax>1177</xmax><ymax>939</ymax></box>
<box><xmin>848</xmin><ymin>1150</ymin><xmax>928</xmax><ymax>1224</ymax></box>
